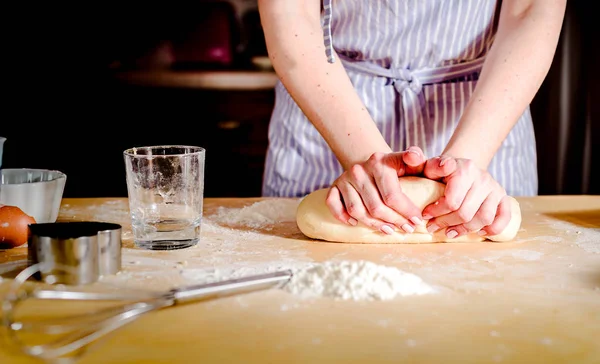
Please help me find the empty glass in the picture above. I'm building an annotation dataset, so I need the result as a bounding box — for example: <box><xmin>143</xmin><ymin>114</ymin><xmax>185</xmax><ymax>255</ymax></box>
<box><xmin>123</xmin><ymin>145</ymin><xmax>205</xmax><ymax>250</ymax></box>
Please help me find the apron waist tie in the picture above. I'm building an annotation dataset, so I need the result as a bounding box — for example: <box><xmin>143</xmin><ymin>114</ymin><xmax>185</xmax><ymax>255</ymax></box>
<box><xmin>338</xmin><ymin>54</ymin><xmax>486</xmax><ymax>94</ymax></box>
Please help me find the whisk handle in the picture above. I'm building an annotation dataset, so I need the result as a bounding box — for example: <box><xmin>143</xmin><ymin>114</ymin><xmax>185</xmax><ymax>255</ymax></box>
<box><xmin>171</xmin><ymin>270</ymin><xmax>293</xmax><ymax>304</ymax></box>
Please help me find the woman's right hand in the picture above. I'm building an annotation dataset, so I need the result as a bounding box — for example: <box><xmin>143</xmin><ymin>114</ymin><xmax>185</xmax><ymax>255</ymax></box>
<box><xmin>325</xmin><ymin>146</ymin><xmax>430</xmax><ymax>235</ymax></box>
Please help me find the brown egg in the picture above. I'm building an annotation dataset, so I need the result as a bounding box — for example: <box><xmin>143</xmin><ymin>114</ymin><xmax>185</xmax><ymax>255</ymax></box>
<box><xmin>0</xmin><ymin>205</ymin><xmax>36</xmax><ymax>248</ymax></box>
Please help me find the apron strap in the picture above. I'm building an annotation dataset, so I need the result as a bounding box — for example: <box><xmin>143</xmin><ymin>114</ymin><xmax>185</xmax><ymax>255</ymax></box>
<box><xmin>322</xmin><ymin>0</ymin><xmax>335</xmax><ymax>63</ymax></box>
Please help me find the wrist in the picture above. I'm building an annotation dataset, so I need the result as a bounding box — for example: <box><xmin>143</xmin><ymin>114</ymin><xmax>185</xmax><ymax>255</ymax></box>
<box><xmin>339</xmin><ymin>145</ymin><xmax>393</xmax><ymax>170</ymax></box>
<box><xmin>333</xmin><ymin>128</ymin><xmax>392</xmax><ymax>169</ymax></box>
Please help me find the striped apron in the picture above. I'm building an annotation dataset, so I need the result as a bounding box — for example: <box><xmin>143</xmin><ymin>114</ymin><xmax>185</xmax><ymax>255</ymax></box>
<box><xmin>262</xmin><ymin>0</ymin><xmax>538</xmax><ymax>198</ymax></box>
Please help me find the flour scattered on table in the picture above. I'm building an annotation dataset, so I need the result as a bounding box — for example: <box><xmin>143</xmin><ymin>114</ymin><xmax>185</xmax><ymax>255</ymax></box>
<box><xmin>59</xmin><ymin>200</ymin><xmax>130</xmax><ymax>224</ymax></box>
<box><xmin>483</xmin><ymin>249</ymin><xmax>544</xmax><ymax>262</ymax></box>
<box><xmin>549</xmin><ymin>221</ymin><xmax>600</xmax><ymax>254</ymax></box>
<box><xmin>530</xmin><ymin>235</ymin><xmax>563</xmax><ymax>244</ymax></box>
<box><xmin>201</xmin><ymin>221</ymin><xmax>265</xmax><ymax>240</ymax></box>
<box><xmin>179</xmin><ymin>260</ymin><xmax>310</xmax><ymax>284</ymax></box>
<box><xmin>284</xmin><ymin>260</ymin><xmax>435</xmax><ymax>301</ymax></box>
<box><xmin>510</xmin><ymin>250</ymin><xmax>544</xmax><ymax>261</ymax></box>
<box><xmin>210</xmin><ymin>199</ymin><xmax>300</xmax><ymax>229</ymax></box>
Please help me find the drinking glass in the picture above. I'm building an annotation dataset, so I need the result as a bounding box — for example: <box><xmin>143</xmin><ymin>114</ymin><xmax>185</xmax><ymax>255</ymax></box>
<box><xmin>123</xmin><ymin>145</ymin><xmax>205</xmax><ymax>250</ymax></box>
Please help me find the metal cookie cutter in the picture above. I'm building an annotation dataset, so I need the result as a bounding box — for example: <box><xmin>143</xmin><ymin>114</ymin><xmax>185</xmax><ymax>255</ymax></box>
<box><xmin>27</xmin><ymin>221</ymin><xmax>122</xmax><ymax>285</ymax></box>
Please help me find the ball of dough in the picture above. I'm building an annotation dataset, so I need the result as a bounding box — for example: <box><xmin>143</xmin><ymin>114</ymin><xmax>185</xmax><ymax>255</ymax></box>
<box><xmin>295</xmin><ymin>176</ymin><xmax>522</xmax><ymax>244</ymax></box>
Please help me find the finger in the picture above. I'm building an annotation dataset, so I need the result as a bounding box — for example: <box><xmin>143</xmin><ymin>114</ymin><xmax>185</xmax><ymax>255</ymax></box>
<box><xmin>423</xmin><ymin>155</ymin><xmax>457</xmax><ymax>180</ymax></box>
<box><xmin>461</xmin><ymin>191</ymin><xmax>504</xmax><ymax>233</ymax></box>
<box><xmin>368</xmin><ymin>151</ymin><xmax>407</xmax><ymax>177</ymax></box>
<box><xmin>338</xmin><ymin>180</ymin><xmax>402</xmax><ymax>234</ymax></box>
<box><xmin>325</xmin><ymin>185</ymin><xmax>357</xmax><ymax>226</ymax></box>
<box><xmin>355</xmin><ymin>174</ymin><xmax>417</xmax><ymax>234</ymax></box>
<box><xmin>479</xmin><ymin>195</ymin><xmax>512</xmax><ymax>237</ymax></box>
<box><xmin>335</xmin><ymin>182</ymin><xmax>381</xmax><ymax>230</ymax></box>
<box><xmin>427</xmin><ymin>182</ymin><xmax>488</xmax><ymax>235</ymax></box>
<box><xmin>402</xmin><ymin>146</ymin><xmax>427</xmax><ymax>175</ymax></box>
<box><xmin>372</xmin><ymin>163</ymin><xmax>424</xmax><ymax>229</ymax></box>
<box><xmin>423</xmin><ymin>173</ymin><xmax>473</xmax><ymax>220</ymax></box>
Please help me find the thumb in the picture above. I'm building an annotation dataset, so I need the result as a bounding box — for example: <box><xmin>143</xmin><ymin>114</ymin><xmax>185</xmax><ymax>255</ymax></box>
<box><xmin>401</xmin><ymin>146</ymin><xmax>427</xmax><ymax>175</ymax></box>
<box><xmin>423</xmin><ymin>155</ymin><xmax>457</xmax><ymax>181</ymax></box>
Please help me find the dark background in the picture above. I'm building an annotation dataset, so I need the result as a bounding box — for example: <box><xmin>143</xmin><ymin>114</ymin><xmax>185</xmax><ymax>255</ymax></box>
<box><xmin>2</xmin><ymin>0</ymin><xmax>598</xmax><ymax>198</ymax></box>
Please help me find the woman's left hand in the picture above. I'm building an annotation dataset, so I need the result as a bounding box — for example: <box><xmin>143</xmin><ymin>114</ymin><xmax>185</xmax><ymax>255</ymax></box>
<box><xmin>420</xmin><ymin>156</ymin><xmax>512</xmax><ymax>239</ymax></box>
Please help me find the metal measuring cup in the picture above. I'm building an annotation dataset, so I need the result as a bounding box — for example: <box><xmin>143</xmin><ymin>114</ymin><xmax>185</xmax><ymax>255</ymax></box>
<box><xmin>27</xmin><ymin>221</ymin><xmax>122</xmax><ymax>285</ymax></box>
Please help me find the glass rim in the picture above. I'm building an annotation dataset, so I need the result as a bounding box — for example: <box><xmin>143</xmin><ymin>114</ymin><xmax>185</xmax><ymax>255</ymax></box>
<box><xmin>1</xmin><ymin>168</ymin><xmax>67</xmax><ymax>185</ymax></box>
<box><xmin>123</xmin><ymin>145</ymin><xmax>205</xmax><ymax>157</ymax></box>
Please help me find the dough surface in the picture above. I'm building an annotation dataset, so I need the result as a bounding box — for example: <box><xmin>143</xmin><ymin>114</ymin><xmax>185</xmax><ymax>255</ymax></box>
<box><xmin>296</xmin><ymin>176</ymin><xmax>522</xmax><ymax>244</ymax></box>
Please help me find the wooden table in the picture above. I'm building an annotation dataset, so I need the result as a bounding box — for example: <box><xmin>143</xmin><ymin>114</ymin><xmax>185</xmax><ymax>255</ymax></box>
<box><xmin>1</xmin><ymin>196</ymin><xmax>599</xmax><ymax>363</ymax></box>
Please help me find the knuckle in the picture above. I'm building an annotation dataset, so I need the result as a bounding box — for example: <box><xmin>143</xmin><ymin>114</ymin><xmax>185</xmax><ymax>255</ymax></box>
<box><xmin>457</xmin><ymin>208</ymin><xmax>475</xmax><ymax>223</ymax></box>
<box><xmin>381</xmin><ymin>192</ymin><xmax>400</xmax><ymax>206</ymax></box>
<box><xmin>463</xmin><ymin>159</ymin><xmax>475</xmax><ymax>171</ymax></box>
<box><xmin>478</xmin><ymin>173</ymin><xmax>492</xmax><ymax>185</ymax></box>
<box><xmin>368</xmin><ymin>152</ymin><xmax>385</xmax><ymax>163</ymax></box>
<box><xmin>485</xmin><ymin>225</ymin><xmax>503</xmax><ymax>235</ymax></box>
<box><xmin>455</xmin><ymin>170</ymin><xmax>468</xmax><ymax>179</ymax></box>
<box><xmin>446</xmin><ymin>198</ymin><xmax>462</xmax><ymax>211</ymax></box>
<box><xmin>479</xmin><ymin>211</ymin><xmax>495</xmax><ymax>226</ymax></box>
<box><xmin>345</xmin><ymin>203</ymin><xmax>363</xmax><ymax>217</ymax></box>
<box><xmin>348</xmin><ymin>164</ymin><xmax>364</xmax><ymax>179</ymax></box>
<box><xmin>368</xmin><ymin>221</ymin><xmax>383</xmax><ymax>230</ymax></box>
<box><xmin>368</xmin><ymin>204</ymin><xmax>386</xmax><ymax>217</ymax></box>
<box><xmin>370</xmin><ymin>164</ymin><xmax>384</xmax><ymax>177</ymax></box>
<box><xmin>325</xmin><ymin>192</ymin><xmax>337</xmax><ymax>205</ymax></box>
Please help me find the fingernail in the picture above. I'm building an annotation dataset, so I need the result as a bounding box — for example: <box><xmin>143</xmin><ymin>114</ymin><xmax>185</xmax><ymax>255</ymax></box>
<box><xmin>407</xmin><ymin>147</ymin><xmax>419</xmax><ymax>155</ymax></box>
<box><xmin>402</xmin><ymin>224</ymin><xmax>414</xmax><ymax>233</ymax></box>
<box><xmin>410</xmin><ymin>216</ymin><xmax>424</xmax><ymax>225</ymax></box>
<box><xmin>446</xmin><ymin>230</ymin><xmax>458</xmax><ymax>239</ymax></box>
<box><xmin>478</xmin><ymin>230</ymin><xmax>487</xmax><ymax>236</ymax></box>
<box><xmin>348</xmin><ymin>217</ymin><xmax>358</xmax><ymax>226</ymax></box>
<box><xmin>422</xmin><ymin>214</ymin><xmax>432</xmax><ymax>220</ymax></box>
<box><xmin>439</xmin><ymin>156</ymin><xmax>451</xmax><ymax>166</ymax></box>
<box><xmin>427</xmin><ymin>224</ymin><xmax>439</xmax><ymax>233</ymax></box>
<box><xmin>381</xmin><ymin>225</ymin><xmax>395</xmax><ymax>235</ymax></box>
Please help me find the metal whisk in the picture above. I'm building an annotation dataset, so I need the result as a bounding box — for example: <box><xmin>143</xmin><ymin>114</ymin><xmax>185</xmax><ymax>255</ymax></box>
<box><xmin>1</xmin><ymin>262</ymin><xmax>292</xmax><ymax>363</ymax></box>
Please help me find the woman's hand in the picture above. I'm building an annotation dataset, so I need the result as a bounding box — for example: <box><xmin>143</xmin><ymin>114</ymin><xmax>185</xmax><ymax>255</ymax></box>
<box><xmin>421</xmin><ymin>156</ymin><xmax>512</xmax><ymax>238</ymax></box>
<box><xmin>325</xmin><ymin>146</ymin><xmax>434</xmax><ymax>235</ymax></box>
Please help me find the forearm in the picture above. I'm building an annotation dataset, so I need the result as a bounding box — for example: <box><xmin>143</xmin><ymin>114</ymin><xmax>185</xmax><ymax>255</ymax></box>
<box><xmin>444</xmin><ymin>0</ymin><xmax>566</xmax><ymax>169</ymax></box>
<box><xmin>258</xmin><ymin>0</ymin><xmax>390</xmax><ymax>169</ymax></box>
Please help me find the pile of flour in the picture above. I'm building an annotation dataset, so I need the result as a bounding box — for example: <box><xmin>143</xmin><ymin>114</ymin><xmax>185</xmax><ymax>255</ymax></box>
<box><xmin>284</xmin><ymin>260</ymin><xmax>435</xmax><ymax>301</ymax></box>
<box><xmin>176</xmin><ymin>260</ymin><xmax>435</xmax><ymax>302</ymax></box>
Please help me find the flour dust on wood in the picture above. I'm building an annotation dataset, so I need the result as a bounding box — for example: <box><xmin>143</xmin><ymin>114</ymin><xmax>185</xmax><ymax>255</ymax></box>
<box><xmin>548</xmin><ymin>221</ymin><xmax>600</xmax><ymax>254</ymax></box>
<box><xmin>210</xmin><ymin>199</ymin><xmax>300</xmax><ymax>229</ymax></box>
